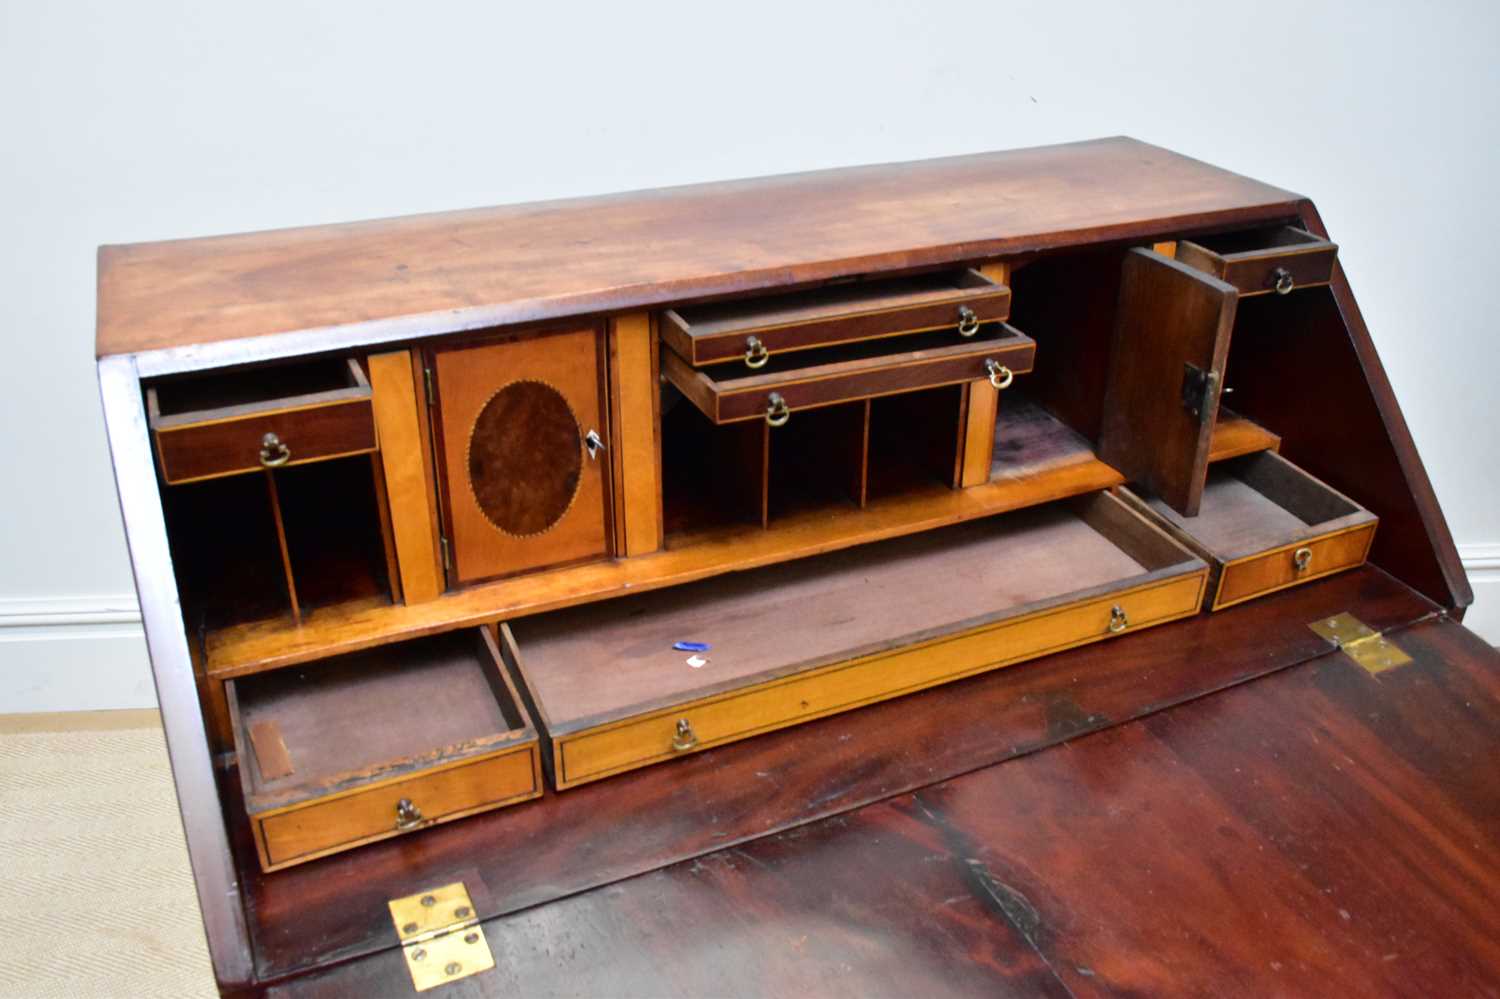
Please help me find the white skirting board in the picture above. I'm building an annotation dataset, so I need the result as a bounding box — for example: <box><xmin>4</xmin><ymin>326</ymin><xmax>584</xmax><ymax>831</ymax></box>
<box><xmin>2</xmin><ymin>554</ymin><xmax>1498</xmax><ymax>713</ymax></box>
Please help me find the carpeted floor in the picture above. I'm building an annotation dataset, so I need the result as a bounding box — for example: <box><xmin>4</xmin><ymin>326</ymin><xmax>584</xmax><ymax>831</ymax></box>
<box><xmin>0</xmin><ymin>712</ymin><xmax>217</xmax><ymax>998</ymax></box>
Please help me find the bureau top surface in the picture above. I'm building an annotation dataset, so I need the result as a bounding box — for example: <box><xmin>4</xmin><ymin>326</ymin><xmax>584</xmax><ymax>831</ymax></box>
<box><xmin>95</xmin><ymin>137</ymin><xmax>1300</xmax><ymax>361</ymax></box>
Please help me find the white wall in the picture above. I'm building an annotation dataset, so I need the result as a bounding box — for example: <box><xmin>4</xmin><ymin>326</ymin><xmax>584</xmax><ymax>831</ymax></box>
<box><xmin>3</xmin><ymin>0</ymin><xmax>1496</xmax><ymax>711</ymax></box>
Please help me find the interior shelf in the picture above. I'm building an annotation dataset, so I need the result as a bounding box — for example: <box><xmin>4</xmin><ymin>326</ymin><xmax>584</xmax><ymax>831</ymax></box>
<box><xmin>203</xmin><ymin>395</ymin><xmax>1122</xmax><ymax>680</ymax></box>
<box><xmin>1209</xmin><ymin>409</ymin><xmax>1280</xmax><ymax>463</ymax></box>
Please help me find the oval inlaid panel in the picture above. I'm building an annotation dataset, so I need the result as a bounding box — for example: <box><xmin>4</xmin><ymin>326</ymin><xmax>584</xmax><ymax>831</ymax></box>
<box><xmin>467</xmin><ymin>380</ymin><xmax>582</xmax><ymax>537</ymax></box>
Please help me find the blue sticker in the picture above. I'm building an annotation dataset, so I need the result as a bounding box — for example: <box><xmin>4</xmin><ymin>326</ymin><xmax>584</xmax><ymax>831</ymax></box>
<box><xmin>673</xmin><ymin>641</ymin><xmax>711</xmax><ymax>652</ymax></box>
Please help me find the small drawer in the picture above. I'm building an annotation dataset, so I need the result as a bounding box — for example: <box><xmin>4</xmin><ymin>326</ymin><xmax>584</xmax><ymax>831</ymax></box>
<box><xmin>662</xmin><ymin>323</ymin><xmax>1035</xmax><ymax>426</ymax></box>
<box><xmin>1175</xmin><ymin>225</ymin><xmax>1337</xmax><ymax>297</ymax></box>
<box><xmin>1120</xmin><ymin>451</ymin><xmax>1377</xmax><ymax>611</ymax></box>
<box><xmin>661</xmin><ymin>269</ymin><xmax>1011</xmax><ymax>368</ymax></box>
<box><xmin>148</xmin><ymin>357</ymin><xmax>376</xmax><ymax>484</ymax></box>
<box><xmin>228</xmin><ymin>628</ymin><xmax>542</xmax><ymax>872</ymax></box>
<box><xmin>504</xmin><ymin>492</ymin><xmax>1208</xmax><ymax>789</ymax></box>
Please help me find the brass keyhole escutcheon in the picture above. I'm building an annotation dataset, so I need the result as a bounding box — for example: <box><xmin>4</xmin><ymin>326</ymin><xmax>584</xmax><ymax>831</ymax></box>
<box><xmin>672</xmin><ymin>718</ymin><xmax>699</xmax><ymax>752</ymax></box>
<box><xmin>957</xmin><ymin>305</ymin><xmax>980</xmax><ymax>337</ymax></box>
<box><xmin>985</xmin><ymin>359</ymin><xmax>1014</xmax><ymax>390</ymax></box>
<box><xmin>1108</xmin><ymin>605</ymin><xmax>1129</xmax><ymax>634</ymax></box>
<box><xmin>259</xmin><ymin>432</ymin><xmax>291</xmax><ymax>468</ymax></box>
<box><xmin>1293</xmin><ymin>546</ymin><xmax>1313</xmax><ymax>573</ymax></box>
<box><xmin>765</xmin><ymin>392</ymin><xmax>791</xmax><ymax>428</ymax></box>
<box><xmin>395</xmin><ymin>797</ymin><xmax>424</xmax><ymax>831</ymax></box>
<box><xmin>1272</xmin><ymin>267</ymin><xmax>1295</xmax><ymax>295</ymax></box>
<box><xmin>744</xmin><ymin>335</ymin><xmax>770</xmax><ymax>369</ymax></box>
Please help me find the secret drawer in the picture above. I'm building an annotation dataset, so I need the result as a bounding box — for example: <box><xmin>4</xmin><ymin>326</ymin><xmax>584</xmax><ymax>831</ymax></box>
<box><xmin>503</xmin><ymin>492</ymin><xmax>1207</xmax><ymax>789</ymax></box>
<box><xmin>148</xmin><ymin>357</ymin><xmax>376</xmax><ymax>484</ymax></box>
<box><xmin>1120</xmin><ymin>451</ymin><xmax>1377</xmax><ymax>611</ymax></box>
<box><xmin>1174</xmin><ymin>225</ymin><xmax>1337</xmax><ymax>296</ymax></box>
<box><xmin>661</xmin><ymin>268</ymin><xmax>1011</xmax><ymax>368</ymax></box>
<box><xmin>228</xmin><ymin>628</ymin><xmax>542</xmax><ymax>872</ymax></box>
<box><xmin>662</xmin><ymin>323</ymin><xmax>1035</xmax><ymax>426</ymax></box>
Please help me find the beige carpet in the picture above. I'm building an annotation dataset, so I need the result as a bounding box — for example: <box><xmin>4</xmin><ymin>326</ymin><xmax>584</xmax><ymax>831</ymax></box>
<box><xmin>0</xmin><ymin>712</ymin><xmax>217</xmax><ymax>998</ymax></box>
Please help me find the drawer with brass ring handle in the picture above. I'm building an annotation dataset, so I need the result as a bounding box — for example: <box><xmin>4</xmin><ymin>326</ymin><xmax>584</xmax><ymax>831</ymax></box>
<box><xmin>395</xmin><ymin>797</ymin><xmax>424</xmax><ymax>831</ymax></box>
<box><xmin>259</xmin><ymin>432</ymin><xmax>291</xmax><ymax>468</ymax></box>
<box><xmin>1271</xmin><ymin>267</ymin><xmax>1295</xmax><ymax>295</ymax></box>
<box><xmin>765</xmin><ymin>392</ymin><xmax>791</xmax><ymax>428</ymax></box>
<box><xmin>985</xmin><ymin>359</ymin><xmax>1014</xmax><ymax>390</ymax></box>
<box><xmin>744</xmin><ymin>335</ymin><xmax>770</xmax><ymax>369</ymax></box>
<box><xmin>671</xmin><ymin>718</ymin><xmax>699</xmax><ymax>752</ymax></box>
<box><xmin>1107</xmin><ymin>604</ymin><xmax>1129</xmax><ymax>634</ymax></box>
<box><xmin>957</xmin><ymin>305</ymin><xmax>980</xmax><ymax>337</ymax></box>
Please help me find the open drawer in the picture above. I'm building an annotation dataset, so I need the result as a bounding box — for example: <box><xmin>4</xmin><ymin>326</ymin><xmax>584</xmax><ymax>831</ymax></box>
<box><xmin>227</xmin><ymin>628</ymin><xmax>542</xmax><ymax>872</ymax></box>
<box><xmin>1119</xmin><ymin>451</ymin><xmax>1377</xmax><ymax>611</ymax></box>
<box><xmin>1175</xmin><ymin>225</ymin><xmax>1337</xmax><ymax>296</ymax></box>
<box><xmin>662</xmin><ymin>323</ymin><xmax>1035</xmax><ymax>426</ymax></box>
<box><xmin>502</xmin><ymin>492</ymin><xmax>1208</xmax><ymax>789</ymax></box>
<box><xmin>661</xmin><ymin>268</ymin><xmax>1011</xmax><ymax>368</ymax></box>
<box><xmin>148</xmin><ymin>357</ymin><xmax>376</xmax><ymax>484</ymax></box>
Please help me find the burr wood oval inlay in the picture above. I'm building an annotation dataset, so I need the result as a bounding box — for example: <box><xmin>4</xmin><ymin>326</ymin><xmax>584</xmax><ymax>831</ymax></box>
<box><xmin>467</xmin><ymin>380</ymin><xmax>582</xmax><ymax>537</ymax></box>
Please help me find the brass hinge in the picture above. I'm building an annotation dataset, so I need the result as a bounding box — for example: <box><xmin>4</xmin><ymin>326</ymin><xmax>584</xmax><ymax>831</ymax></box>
<box><xmin>440</xmin><ymin>535</ymin><xmax>451</xmax><ymax>572</ymax></box>
<box><xmin>388</xmin><ymin>882</ymin><xmax>493</xmax><ymax>992</ymax></box>
<box><xmin>1181</xmin><ymin>362</ymin><xmax>1220</xmax><ymax>423</ymax></box>
<box><xmin>423</xmin><ymin>366</ymin><xmax>436</xmax><ymax>407</ymax></box>
<box><xmin>1308</xmin><ymin>612</ymin><xmax>1413</xmax><ymax>675</ymax></box>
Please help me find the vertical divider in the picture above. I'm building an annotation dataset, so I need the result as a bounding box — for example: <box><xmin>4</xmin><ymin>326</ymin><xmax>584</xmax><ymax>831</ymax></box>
<box><xmin>262</xmin><ymin>470</ymin><xmax>301</xmax><ymax>624</ymax></box>
<box><xmin>368</xmin><ymin>350</ymin><xmax>446</xmax><ymax>602</ymax></box>
<box><xmin>608</xmin><ymin>312</ymin><xmax>665</xmax><ymax>556</ymax></box>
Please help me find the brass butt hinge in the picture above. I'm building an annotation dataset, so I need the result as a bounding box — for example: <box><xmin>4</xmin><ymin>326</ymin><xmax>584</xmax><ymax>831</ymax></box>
<box><xmin>440</xmin><ymin>536</ymin><xmax>451</xmax><ymax>572</ymax></box>
<box><xmin>388</xmin><ymin>882</ymin><xmax>493</xmax><ymax>992</ymax></box>
<box><xmin>1181</xmin><ymin>362</ymin><xmax>1221</xmax><ymax>424</ymax></box>
<box><xmin>423</xmin><ymin>366</ymin><xmax>436</xmax><ymax>407</ymax></box>
<box><xmin>1308</xmin><ymin>612</ymin><xmax>1413</xmax><ymax>675</ymax></box>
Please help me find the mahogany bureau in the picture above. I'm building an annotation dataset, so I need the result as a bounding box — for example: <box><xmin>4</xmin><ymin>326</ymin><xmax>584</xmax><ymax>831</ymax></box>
<box><xmin>95</xmin><ymin>138</ymin><xmax>1494</xmax><ymax>995</ymax></box>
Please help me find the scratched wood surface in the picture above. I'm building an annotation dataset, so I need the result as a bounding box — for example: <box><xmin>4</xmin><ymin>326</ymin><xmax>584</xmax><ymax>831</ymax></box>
<box><xmin>265</xmin><ymin>614</ymin><xmax>1500</xmax><ymax>998</ymax></box>
<box><xmin>232</xmin><ymin>566</ymin><xmax>1434</xmax><ymax>982</ymax></box>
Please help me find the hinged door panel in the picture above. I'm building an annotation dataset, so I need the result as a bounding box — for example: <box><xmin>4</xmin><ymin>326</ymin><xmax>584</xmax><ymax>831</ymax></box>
<box><xmin>1098</xmin><ymin>248</ymin><xmax>1238</xmax><ymax>515</ymax></box>
<box><xmin>429</xmin><ymin>327</ymin><xmax>612</xmax><ymax>585</ymax></box>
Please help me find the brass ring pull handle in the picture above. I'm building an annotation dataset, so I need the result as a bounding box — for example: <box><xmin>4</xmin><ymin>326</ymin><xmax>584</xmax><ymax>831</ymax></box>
<box><xmin>671</xmin><ymin>718</ymin><xmax>699</xmax><ymax>752</ymax></box>
<box><xmin>984</xmin><ymin>359</ymin><xmax>1014</xmax><ymax>390</ymax></box>
<box><xmin>1108</xmin><ymin>605</ymin><xmax>1129</xmax><ymax>634</ymax></box>
<box><xmin>765</xmin><ymin>392</ymin><xmax>791</xmax><ymax>428</ymax></box>
<box><xmin>259</xmin><ymin>432</ymin><xmax>291</xmax><ymax>468</ymax></box>
<box><xmin>957</xmin><ymin>305</ymin><xmax>980</xmax><ymax>337</ymax></box>
<box><xmin>1272</xmin><ymin>267</ymin><xmax>1295</xmax><ymax>295</ymax></box>
<box><xmin>1292</xmin><ymin>546</ymin><xmax>1313</xmax><ymax>573</ymax></box>
<box><xmin>395</xmin><ymin>797</ymin><xmax>424</xmax><ymax>831</ymax></box>
<box><xmin>744</xmin><ymin>335</ymin><xmax>770</xmax><ymax>369</ymax></box>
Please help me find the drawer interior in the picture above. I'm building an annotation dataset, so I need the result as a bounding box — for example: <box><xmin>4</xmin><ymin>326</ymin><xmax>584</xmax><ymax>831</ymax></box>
<box><xmin>1179</xmin><ymin>225</ymin><xmax>1326</xmax><ymax>258</ymax></box>
<box><xmin>230</xmin><ymin>628</ymin><xmax>532</xmax><ymax>813</ymax></box>
<box><xmin>1132</xmin><ymin>451</ymin><xmax>1374</xmax><ymax>560</ymax></box>
<box><xmin>507</xmin><ymin>492</ymin><xmax>1201</xmax><ymax>735</ymax></box>
<box><xmin>149</xmin><ymin>356</ymin><xmax>367</xmax><ymax>424</ymax></box>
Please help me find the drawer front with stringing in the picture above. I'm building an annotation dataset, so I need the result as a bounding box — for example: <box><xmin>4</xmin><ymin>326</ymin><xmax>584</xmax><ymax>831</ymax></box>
<box><xmin>256</xmin><ymin>745</ymin><xmax>540</xmax><ymax>870</ymax></box>
<box><xmin>1215</xmin><ymin>523</ymin><xmax>1377</xmax><ymax>609</ymax></box>
<box><xmin>663</xmin><ymin>324</ymin><xmax>1036</xmax><ymax>426</ymax></box>
<box><xmin>1175</xmin><ymin>225</ymin><xmax>1337</xmax><ymax>297</ymax></box>
<box><xmin>662</xmin><ymin>269</ymin><xmax>1012</xmax><ymax>368</ymax></box>
<box><xmin>552</xmin><ymin>572</ymin><xmax>1206</xmax><ymax>788</ymax></box>
<box><xmin>149</xmin><ymin>358</ymin><xmax>377</xmax><ymax>484</ymax></box>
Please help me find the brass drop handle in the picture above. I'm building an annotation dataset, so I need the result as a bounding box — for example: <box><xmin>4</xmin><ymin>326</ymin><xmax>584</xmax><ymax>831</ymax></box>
<box><xmin>957</xmin><ymin>305</ymin><xmax>980</xmax><ymax>337</ymax></box>
<box><xmin>1293</xmin><ymin>546</ymin><xmax>1313</xmax><ymax>573</ymax></box>
<box><xmin>259</xmin><ymin>432</ymin><xmax>291</xmax><ymax>468</ymax></box>
<box><xmin>584</xmin><ymin>429</ymin><xmax>606</xmax><ymax>460</ymax></box>
<box><xmin>985</xmin><ymin>359</ymin><xmax>1014</xmax><ymax>390</ymax></box>
<box><xmin>1108</xmin><ymin>605</ymin><xmax>1129</xmax><ymax>634</ymax></box>
<box><xmin>395</xmin><ymin>797</ymin><xmax>424</xmax><ymax>831</ymax></box>
<box><xmin>744</xmin><ymin>335</ymin><xmax>770</xmax><ymax>369</ymax></box>
<box><xmin>671</xmin><ymin>718</ymin><xmax>699</xmax><ymax>752</ymax></box>
<box><xmin>765</xmin><ymin>392</ymin><xmax>791</xmax><ymax>428</ymax></box>
<box><xmin>1272</xmin><ymin>267</ymin><xmax>1295</xmax><ymax>295</ymax></box>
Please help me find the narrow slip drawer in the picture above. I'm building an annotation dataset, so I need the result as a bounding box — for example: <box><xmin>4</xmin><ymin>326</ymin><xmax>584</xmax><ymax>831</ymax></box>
<box><xmin>661</xmin><ymin>268</ymin><xmax>1011</xmax><ymax>368</ymax></box>
<box><xmin>1119</xmin><ymin>451</ymin><xmax>1377</xmax><ymax>611</ymax></box>
<box><xmin>1174</xmin><ymin>225</ymin><xmax>1337</xmax><ymax>297</ymax></box>
<box><xmin>503</xmin><ymin>492</ymin><xmax>1208</xmax><ymax>789</ymax></box>
<box><xmin>148</xmin><ymin>357</ymin><xmax>376</xmax><ymax>484</ymax></box>
<box><xmin>228</xmin><ymin>628</ymin><xmax>542</xmax><ymax>872</ymax></box>
<box><xmin>662</xmin><ymin>323</ymin><xmax>1035</xmax><ymax>426</ymax></box>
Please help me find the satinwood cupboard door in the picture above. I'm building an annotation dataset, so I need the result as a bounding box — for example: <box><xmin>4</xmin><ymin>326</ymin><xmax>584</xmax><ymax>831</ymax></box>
<box><xmin>427</xmin><ymin>327</ymin><xmax>612</xmax><ymax>586</ymax></box>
